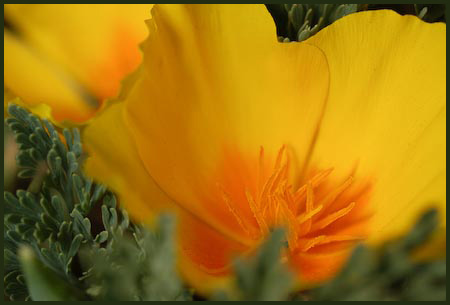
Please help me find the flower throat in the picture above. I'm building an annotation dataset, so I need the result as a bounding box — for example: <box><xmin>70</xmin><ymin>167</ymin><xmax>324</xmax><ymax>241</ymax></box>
<box><xmin>216</xmin><ymin>145</ymin><xmax>373</xmax><ymax>256</ymax></box>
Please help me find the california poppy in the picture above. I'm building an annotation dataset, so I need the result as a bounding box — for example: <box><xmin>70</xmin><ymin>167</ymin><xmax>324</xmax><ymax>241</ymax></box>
<box><xmin>83</xmin><ymin>4</ymin><xmax>446</xmax><ymax>294</ymax></box>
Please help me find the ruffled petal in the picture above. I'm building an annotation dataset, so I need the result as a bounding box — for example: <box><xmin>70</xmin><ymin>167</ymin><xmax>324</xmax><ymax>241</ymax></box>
<box><xmin>124</xmin><ymin>4</ymin><xmax>330</xmax><ymax>234</ymax></box>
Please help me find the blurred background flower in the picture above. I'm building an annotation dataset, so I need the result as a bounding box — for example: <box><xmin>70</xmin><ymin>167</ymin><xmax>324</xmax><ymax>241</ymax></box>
<box><xmin>4</xmin><ymin>4</ymin><xmax>154</xmax><ymax>123</ymax></box>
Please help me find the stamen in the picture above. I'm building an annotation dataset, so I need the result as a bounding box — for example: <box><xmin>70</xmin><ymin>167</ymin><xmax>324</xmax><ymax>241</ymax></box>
<box><xmin>311</xmin><ymin>167</ymin><xmax>334</xmax><ymax>186</ymax></box>
<box><xmin>279</xmin><ymin>200</ymin><xmax>299</xmax><ymax>249</ymax></box>
<box><xmin>310</xmin><ymin>202</ymin><xmax>356</xmax><ymax>232</ymax></box>
<box><xmin>217</xmin><ymin>145</ymin><xmax>370</xmax><ymax>261</ymax></box>
<box><xmin>293</xmin><ymin>168</ymin><xmax>333</xmax><ymax>210</ymax></box>
<box><xmin>297</xmin><ymin>204</ymin><xmax>323</xmax><ymax>224</ymax></box>
<box><xmin>218</xmin><ymin>184</ymin><xmax>253</xmax><ymax>238</ymax></box>
<box><xmin>274</xmin><ymin>145</ymin><xmax>286</xmax><ymax>170</ymax></box>
<box><xmin>270</xmin><ymin>163</ymin><xmax>289</xmax><ymax>193</ymax></box>
<box><xmin>298</xmin><ymin>235</ymin><xmax>327</xmax><ymax>252</ymax></box>
<box><xmin>258</xmin><ymin>146</ymin><xmax>265</xmax><ymax>193</ymax></box>
<box><xmin>316</xmin><ymin>176</ymin><xmax>354</xmax><ymax>214</ymax></box>
<box><xmin>298</xmin><ymin>235</ymin><xmax>364</xmax><ymax>252</ymax></box>
<box><xmin>245</xmin><ymin>189</ymin><xmax>269</xmax><ymax>235</ymax></box>
<box><xmin>284</xmin><ymin>185</ymin><xmax>296</xmax><ymax>211</ymax></box>
<box><xmin>302</xmin><ymin>182</ymin><xmax>314</xmax><ymax>233</ymax></box>
<box><xmin>273</xmin><ymin>196</ymin><xmax>282</xmax><ymax>226</ymax></box>
<box><xmin>306</xmin><ymin>182</ymin><xmax>314</xmax><ymax>212</ymax></box>
<box><xmin>282</xmin><ymin>153</ymin><xmax>290</xmax><ymax>180</ymax></box>
<box><xmin>259</xmin><ymin>168</ymin><xmax>279</xmax><ymax>203</ymax></box>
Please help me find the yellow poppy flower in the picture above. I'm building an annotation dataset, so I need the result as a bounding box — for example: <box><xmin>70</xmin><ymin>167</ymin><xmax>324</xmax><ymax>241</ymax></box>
<box><xmin>4</xmin><ymin>4</ymin><xmax>154</xmax><ymax>123</ymax></box>
<box><xmin>83</xmin><ymin>4</ymin><xmax>446</xmax><ymax>294</ymax></box>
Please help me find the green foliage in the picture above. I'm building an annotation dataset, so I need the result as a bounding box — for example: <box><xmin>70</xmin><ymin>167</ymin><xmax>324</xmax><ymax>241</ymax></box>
<box><xmin>311</xmin><ymin>209</ymin><xmax>446</xmax><ymax>301</ymax></box>
<box><xmin>413</xmin><ymin>4</ymin><xmax>446</xmax><ymax>22</ymax></box>
<box><xmin>214</xmin><ymin>229</ymin><xmax>293</xmax><ymax>301</ymax></box>
<box><xmin>80</xmin><ymin>214</ymin><xmax>190</xmax><ymax>301</ymax></box>
<box><xmin>4</xmin><ymin>123</ymin><xmax>17</xmax><ymax>191</ymax></box>
<box><xmin>267</xmin><ymin>4</ymin><xmax>361</xmax><ymax>42</ymax></box>
<box><xmin>18</xmin><ymin>246</ymin><xmax>85</xmax><ymax>301</ymax></box>
<box><xmin>3</xmin><ymin>104</ymin><xmax>190</xmax><ymax>301</ymax></box>
<box><xmin>267</xmin><ymin>4</ymin><xmax>446</xmax><ymax>42</ymax></box>
<box><xmin>4</xmin><ymin>104</ymin><xmax>109</xmax><ymax>300</ymax></box>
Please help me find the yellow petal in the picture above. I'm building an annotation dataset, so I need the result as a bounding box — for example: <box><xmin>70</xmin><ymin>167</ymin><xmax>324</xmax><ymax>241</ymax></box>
<box><xmin>83</xmin><ymin>100</ymin><xmax>247</xmax><ymax>295</ymax></box>
<box><xmin>83</xmin><ymin>102</ymin><xmax>174</xmax><ymax>223</ymax></box>
<box><xmin>306</xmin><ymin>11</ymin><xmax>446</xmax><ymax>243</ymax></box>
<box><xmin>123</xmin><ymin>4</ymin><xmax>330</xmax><ymax>232</ymax></box>
<box><xmin>4</xmin><ymin>4</ymin><xmax>153</xmax><ymax>122</ymax></box>
<box><xmin>4</xmin><ymin>31</ymin><xmax>93</xmax><ymax>122</ymax></box>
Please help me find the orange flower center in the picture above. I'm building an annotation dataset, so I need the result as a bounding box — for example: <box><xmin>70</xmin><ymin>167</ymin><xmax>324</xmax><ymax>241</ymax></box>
<box><xmin>211</xmin><ymin>145</ymin><xmax>373</xmax><ymax>282</ymax></box>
